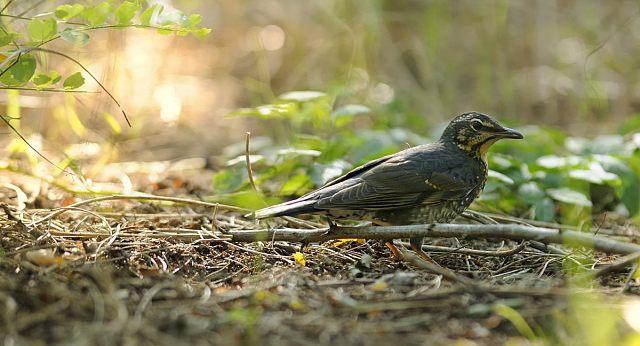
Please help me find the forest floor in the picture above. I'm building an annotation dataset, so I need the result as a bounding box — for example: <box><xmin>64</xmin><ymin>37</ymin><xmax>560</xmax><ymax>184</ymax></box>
<box><xmin>1</xmin><ymin>164</ymin><xmax>639</xmax><ymax>346</ymax></box>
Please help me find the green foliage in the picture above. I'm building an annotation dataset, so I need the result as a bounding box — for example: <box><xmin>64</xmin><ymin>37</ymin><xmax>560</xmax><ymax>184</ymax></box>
<box><xmin>0</xmin><ymin>53</ymin><xmax>36</xmax><ymax>86</ymax></box>
<box><xmin>62</xmin><ymin>72</ymin><xmax>85</xmax><ymax>89</ymax></box>
<box><xmin>55</xmin><ymin>4</ymin><xmax>85</xmax><ymax>20</ymax></box>
<box><xmin>27</xmin><ymin>18</ymin><xmax>58</xmax><ymax>42</ymax></box>
<box><xmin>220</xmin><ymin>91</ymin><xmax>640</xmax><ymax>226</ymax></box>
<box><xmin>0</xmin><ymin>0</ymin><xmax>212</xmax><ymax>91</ymax></box>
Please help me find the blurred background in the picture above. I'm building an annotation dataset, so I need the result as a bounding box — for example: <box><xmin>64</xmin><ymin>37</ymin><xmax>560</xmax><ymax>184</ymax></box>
<box><xmin>3</xmin><ymin>0</ymin><xmax>640</xmax><ymax>161</ymax></box>
<box><xmin>2</xmin><ymin>0</ymin><xmax>640</xmax><ymax>222</ymax></box>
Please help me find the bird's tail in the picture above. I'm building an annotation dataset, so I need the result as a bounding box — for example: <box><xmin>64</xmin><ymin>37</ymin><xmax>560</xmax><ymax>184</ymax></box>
<box><xmin>249</xmin><ymin>199</ymin><xmax>316</xmax><ymax>219</ymax></box>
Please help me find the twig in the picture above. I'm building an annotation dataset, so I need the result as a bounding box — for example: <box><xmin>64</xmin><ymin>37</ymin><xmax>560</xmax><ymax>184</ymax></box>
<box><xmin>228</xmin><ymin>223</ymin><xmax>640</xmax><ymax>255</ymax></box>
<box><xmin>0</xmin><ymin>86</ymin><xmax>98</xmax><ymax>93</ymax></box>
<box><xmin>245</xmin><ymin>132</ymin><xmax>258</xmax><ymax>192</ymax></box>
<box><xmin>588</xmin><ymin>252</ymin><xmax>640</xmax><ymax>278</ymax></box>
<box><xmin>397</xmin><ymin>240</ymin><xmax>527</xmax><ymax>257</ymax></box>
<box><xmin>0</xmin><ymin>114</ymin><xmax>72</xmax><ymax>175</ymax></box>
<box><xmin>396</xmin><ymin>244</ymin><xmax>487</xmax><ymax>293</ymax></box>
<box><xmin>0</xmin><ymin>203</ymin><xmax>19</xmax><ymax>221</ymax></box>
<box><xmin>31</xmin><ymin>47</ymin><xmax>132</xmax><ymax>127</ymax></box>
<box><xmin>0</xmin><ymin>0</ymin><xmax>15</xmax><ymax>14</ymax></box>
<box><xmin>31</xmin><ymin>194</ymin><xmax>248</xmax><ymax>226</ymax></box>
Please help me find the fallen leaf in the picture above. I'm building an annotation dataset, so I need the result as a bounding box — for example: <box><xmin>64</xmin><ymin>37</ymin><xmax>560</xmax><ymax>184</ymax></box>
<box><xmin>293</xmin><ymin>252</ymin><xmax>306</xmax><ymax>266</ymax></box>
<box><xmin>25</xmin><ymin>249</ymin><xmax>64</xmax><ymax>266</ymax></box>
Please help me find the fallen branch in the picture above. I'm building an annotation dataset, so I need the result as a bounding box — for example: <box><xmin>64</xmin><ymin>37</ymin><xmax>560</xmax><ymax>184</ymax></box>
<box><xmin>30</xmin><ymin>194</ymin><xmax>248</xmax><ymax>226</ymax></box>
<box><xmin>228</xmin><ymin>223</ymin><xmax>640</xmax><ymax>255</ymax></box>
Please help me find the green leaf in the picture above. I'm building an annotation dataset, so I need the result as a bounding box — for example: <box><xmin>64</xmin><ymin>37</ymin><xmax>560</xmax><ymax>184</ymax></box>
<box><xmin>333</xmin><ymin>104</ymin><xmax>371</xmax><ymax>117</ymax></box>
<box><xmin>517</xmin><ymin>182</ymin><xmax>545</xmax><ymax>204</ymax></box>
<box><xmin>536</xmin><ymin>155</ymin><xmax>581</xmax><ymax>169</ymax></box>
<box><xmin>533</xmin><ymin>198</ymin><xmax>556</xmax><ymax>221</ymax></box>
<box><xmin>230</xmin><ymin>104</ymin><xmax>295</xmax><ymax>119</ymax></box>
<box><xmin>140</xmin><ymin>4</ymin><xmax>163</xmax><ymax>25</ymax></box>
<box><xmin>280</xmin><ymin>173</ymin><xmax>312</xmax><ymax>195</ymax></box>
<box><xmin>191</xmin><ymin>27</ymin><xmax>212</xmax><ymax>38</ymax></box>
<box><xmin>32</xmin><ymin>73</ymin><xmax>50</xmax><ymax>86</ymax></box>
<box><xmin>547</xmin><ymin>188</ymin><xmax>592</xmax><ymax>207</ymax></box>
<box><xmin>184</xmin><ymin>14</ymin><xmax>202</xmax><ymax>28</ymax></box>
<box><xmin>488</xmin><ymin>170</ymin><xmax>514</xmax><ymax>185</ymax></box>
<box><xmin>212</xmin><ymin>166</ymin><xmax>247</xmax><ymax>194</ymax></box>
<box><xmin>32</xmin><ymin>71</ymin><xmax>61</xmax><ymax>87</ymax></box>
<box><xmin>49</xmin><ymin>71</ymin><xmax>62</xmax><ymax>84</ymax></box>
<box><xmin>279</xmin><ymin>91</ymin><xmax>327</xmax><ymax>102</ymax></box>
<box><xmin>27</xmin><ymin>18</ymin><xmax>58</xmax><ymax>42</ymax></box>
<box><xmin>0</xmin><ymin>32</ymin><xmax>18</xmax><ymax>47</ymax></box>
<box><xmin>55</xmin><ymin>4</ymin><xmax>85</xmax><ymax>20</ymax></box>
<box><xmin>569</xmin><ymin>168</ymin><xmax>618</xmax><ymax>185</ymax></box>
<box><xmin>0</xmin><ymin>54</ymin><xmax>37</xmax><ymax>86</ymax></box>
<box><xmin>83</xmin><ymin>3</ymin><xmax>112</xmax><ymax>26</ymax></box>
<box><xmin>60</xmin><ymin>28</ymin><xmax>90</xmax><ymax>46</ymax></box>
<box><xmin>63</xmin><ymin>72</ymin><xmax>85</xmax><ymax>89</ymax></box>
<box><xmin>116</xmin><ymin>1</ymin><xmax>142</xmax><ymax>25</ymax></box>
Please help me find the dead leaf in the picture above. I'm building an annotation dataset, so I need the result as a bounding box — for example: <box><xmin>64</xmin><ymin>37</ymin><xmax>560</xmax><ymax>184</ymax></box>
<box><xmin>25</xmin><ymin>249</ymin><xmax>64</xmax><ymax>266</ymax></box>
<box><xmin>293</xmin><ymin>252</ymin><xmax>306</xmax><ymax>266</ymax></box>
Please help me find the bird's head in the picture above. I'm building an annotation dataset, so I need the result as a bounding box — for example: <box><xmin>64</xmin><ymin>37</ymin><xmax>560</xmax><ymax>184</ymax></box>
<box><xmin>440</xmin><ymin>112</ymin><xmax>523</xmax><ymax>158</ymax></box>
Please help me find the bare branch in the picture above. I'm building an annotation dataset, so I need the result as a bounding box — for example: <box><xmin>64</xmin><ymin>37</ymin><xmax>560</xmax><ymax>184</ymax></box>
<box><xmin>228</xmin><ymin>223</ymin><xmax>640</xmax><ymax>255</ymax></box>
<box><xmin>31</xmin><ymin>47</ymin><xmax>132</xmax><ymax>127</ymax></box>
<box><xmin>245</xmin><ymin>132</ymin><xmax>258</xmax><ymax>192</ymax></box>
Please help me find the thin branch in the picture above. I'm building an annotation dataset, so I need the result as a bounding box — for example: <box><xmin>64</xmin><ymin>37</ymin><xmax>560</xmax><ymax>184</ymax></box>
<box><xmin>0</xmin><ymin>51</ymin><xmax>21</xmax><ymax>79</ymax></box>
<box><xmin>0</xmin><ymin>0</ymin><xmax>15</xmax><ymax>14</ymax></box>
<box><xmin>0</xmin><ymin>13</ymin><xmax>84</xmax><ymax>25</ymax></box>
<box><xmin>245</xmin><ymin>132</ymin><xmax>258</xmax><ymax>192</ymax></box>
<box><xmin>31</xmin><ymin>47</ymin><xmax>132</xmax><ymax>127</ymax></box>
<box><xmin>31</xmin><ymin>194</ymin><xmax>250</xmax><ymax>226</ymax></box>
<box><xmin>228</xmin><ymin>223</ymin><xmax>640</xmax><ymax>255</ymax></box>
<box><xmin>398</xmin><ymin>240</ymin><xmax>528</xmax><ymax>257</ymax></box>
<box><xmin>0</xmin><ymin>114</ymin><xmax>72</xmax><ymax>174</ymax></box>
<box><xmin>591</xmin><ymin>252</ymin><xmax>640</xmax><ymax>278</ymax></box>
<box><xmin>396</xmin><ymin>243</ymin><xmax>487</xmax><ymax>293</ymax></box>
<box><xmin>0</xmin><ymin>86</ymin><xmax>99</xmax><ymax>93</ymax></box>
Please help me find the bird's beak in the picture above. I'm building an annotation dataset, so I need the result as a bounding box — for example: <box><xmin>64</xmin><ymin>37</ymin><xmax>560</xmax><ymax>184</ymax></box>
<box><xmin>497</xmin><ymin>126</ymin><xmax>523</xmax><ymax>139</ymax></box>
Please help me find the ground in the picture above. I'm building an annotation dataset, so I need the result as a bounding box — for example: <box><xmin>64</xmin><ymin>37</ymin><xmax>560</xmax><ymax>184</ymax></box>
<box><xmin>0</xmin><ymin>167</ymin><xmax>638</xmax><ymax>346</ymax></box>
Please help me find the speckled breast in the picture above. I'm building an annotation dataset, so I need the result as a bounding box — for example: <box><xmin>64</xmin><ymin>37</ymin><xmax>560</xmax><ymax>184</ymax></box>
<box><xmin>375</xmin><ymin>182</ymin><xmax>485</xmax><ymax>225</ymax></box>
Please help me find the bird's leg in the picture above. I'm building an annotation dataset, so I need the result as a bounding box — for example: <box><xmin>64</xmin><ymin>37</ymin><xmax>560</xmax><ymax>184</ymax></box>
<box><xmin>410</xmin><ymin>237</ymin><xmax>436</xmax><ymax>264</ymax></box>
<box><xmin>385</xmin><ymin>241</ymin><xmax>403</xmax><ymax>261</ymax></box>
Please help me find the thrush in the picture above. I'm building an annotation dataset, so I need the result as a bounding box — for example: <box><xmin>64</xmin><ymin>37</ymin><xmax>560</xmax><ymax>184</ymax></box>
<box><xmin>253</xmin><ymin>112</ymin><xmax>523</xmax><ymax>261</ymax></box>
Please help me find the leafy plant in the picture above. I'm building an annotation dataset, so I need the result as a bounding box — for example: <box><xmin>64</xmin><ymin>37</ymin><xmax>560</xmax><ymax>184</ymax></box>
<box><xmin>0</xmin><ymin>0</ymin><xmax>211</xmax><ymax>170</ymax></box>
<box><xmin>0</xmin><ymin>0</ymin><xmax>210</xmax><ymax>113</ymax></box>
<box><xmin>218</xmin><ymin>90</ymin><xmax>640</xmax><ymax>226</ymax></box>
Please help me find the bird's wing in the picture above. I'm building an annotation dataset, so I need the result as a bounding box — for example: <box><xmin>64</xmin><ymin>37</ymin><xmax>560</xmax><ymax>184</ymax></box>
<box><xmin>314</xmin><ymin>146</ymin><xmax>476</xmax><ymax>211</ymax></box>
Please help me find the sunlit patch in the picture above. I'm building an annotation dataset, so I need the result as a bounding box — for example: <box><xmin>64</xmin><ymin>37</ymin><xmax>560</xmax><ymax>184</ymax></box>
<box><xmin>259</xmin><ymin>25</ymin><xmax>286</xmax><ymax>51</ymax></box>
<box><xmin>370</xmin><ymin>83</ymin><xmax>394</xmax><ymax>104</ymax></box>
<box><xmin>624</xmin><ymin>299</ymin><xmax>640</xmax><ymax>331</ymax></box>
<box><xmin>154</xmin><ymin>84</ymin><xmax>182</xmax><ymax>124</ymax></box>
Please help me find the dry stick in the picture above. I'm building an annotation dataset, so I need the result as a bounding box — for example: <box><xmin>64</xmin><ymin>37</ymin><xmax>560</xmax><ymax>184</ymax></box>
<box><xmin>31</xmin><ymin>194</ymin><xmax>248</xmax><ymax>226</ymax></box>
<box><xmin>245</xmin><ymin>132</ymin><xmax>259</xmax><ymax>193</ymax></box>
<box><xmin>590</xmin><ymin>252</ymin><xmax>640</xmax><ymax>278</ymax></box>
<box><xmin>398</xmin><ymin>240</ymin><xmax>527</xmax><ymax>257</ymax></box>
<box><xmin>396</xmin><ymin>245</ymin><xmax>486</xmax><ymax>292</ymax></box>
<box><xmin>464</xmin><ymin>210</ymin><xmax>568</xmax><ymax>256</ymax></box>
<box><xmin>228</xmin><ymin>223</ymin><xmax>640</xmax><ymax>255</ymax></box>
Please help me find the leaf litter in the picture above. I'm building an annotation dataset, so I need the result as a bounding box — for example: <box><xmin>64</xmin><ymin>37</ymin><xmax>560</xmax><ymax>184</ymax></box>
<box><xmin>0</xmin><ymin>166</ymin><xmax>639</xmax><ymax>345</ymax></box>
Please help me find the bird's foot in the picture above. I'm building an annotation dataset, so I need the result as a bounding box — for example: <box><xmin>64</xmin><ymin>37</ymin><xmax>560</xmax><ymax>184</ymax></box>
<box><xmin>385</xmin><ymin>241</ymin><xmax>404</xmax><ymax>261</ymax></box>
<box><xmin>409</xmin><ymin>237</ymin><xmax>438</xmax><ymax>265</ymax></box>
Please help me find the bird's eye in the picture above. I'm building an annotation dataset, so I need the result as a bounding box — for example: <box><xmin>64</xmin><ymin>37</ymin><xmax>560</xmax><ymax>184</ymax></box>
<box><xmin>470</xmin><ymin>119</ymin><xmax>483</xmax><ymax>132</ymax></box>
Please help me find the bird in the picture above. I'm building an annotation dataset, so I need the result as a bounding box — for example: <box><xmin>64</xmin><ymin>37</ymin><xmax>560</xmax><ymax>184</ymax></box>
<box><xmin>252</xmin><ymin>112</ymin><xmax>523</xmax><ymax>262</ymax></box>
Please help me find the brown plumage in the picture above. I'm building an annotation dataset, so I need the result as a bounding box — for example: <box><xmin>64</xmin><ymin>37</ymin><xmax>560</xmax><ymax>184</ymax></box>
<box><xmin>253</xmin><ymin>112</ymin><xmax>523</xmax><ymax>260</ymax></box>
